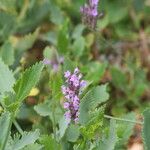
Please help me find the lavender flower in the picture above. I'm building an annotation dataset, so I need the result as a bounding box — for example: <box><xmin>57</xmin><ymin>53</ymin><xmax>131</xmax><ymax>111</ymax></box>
<box><xmin>61</xmin><ymin>68</ymin><xmax>87</xmax><ymax>124</ymax></box>
<box><xmin>43</xmin><ymin>56</ymin><xmax>64</xmax><ymax>72</ymax></box>
<box><xmin>80</xmin><ymin>0</ymin><xmax>99</xmax><ymax>30</ymax></box>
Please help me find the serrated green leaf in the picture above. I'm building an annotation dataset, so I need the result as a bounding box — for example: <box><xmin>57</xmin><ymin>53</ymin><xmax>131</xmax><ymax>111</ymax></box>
<box><xmin>98</xmin><ymin>119</ymin><xmax>117</xmax><ymax>150</ymax></box>
<box><xmin>79</xmin><ymin>84</ymin><xmax>109</xmax><ymax>125</ymax></box>
<box><xmin>10</xmin><ymin>130</ymin><xmax>40</xmax><ymax>150</ymax></box>
<box><xmin>39</xmin><ymin>135</ymin><xmax>61</xmax><ymax>150</ymax></box>
<box><xmin>80</xmin><ymin>107</ymin><xmax>104</xmax><ymax>140</ymax></box>
<box><xmin>34</xmin><ymin>103</ymin><xmax>51</xmax><ymax>117</ymax></box>
<box><xmin>15</xmin><ymin>29</ymin><xmax>39</xmax><ymax>52</ymax></box>
<box><xmin>66</xmin><ymin>124</ymin><xmax>80</xmax><ymax>142</ymax></box>
<box><xmin>21</xmin><ymin>143</ymin><xmax>43</xmax><ymax>150</ymax></box>
<box><xmin>0</xmin><ymin>59</ymin><xmax>15</xmax><ymax>94</ymax></box>
<box><xmin>0</xmin><ymin>112</ymin><xmax>12</xmax><ymax>150</ymax></box>
<box><xmin>14</xmin><ymin>62</ymin><xmax>44</xmax><ymax>102</ymax></box>
<box><xmin>142</xmin><ymin>108</ymin><xmax>150</xmax><ymax>150</ymax></box>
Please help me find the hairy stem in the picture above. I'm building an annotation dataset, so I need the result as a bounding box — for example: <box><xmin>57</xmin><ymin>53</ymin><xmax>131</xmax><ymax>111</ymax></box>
<box><xmin>104</xmin><ymin>115</ymin><xmax>143</xmax><ymax>125</ymax></box>
<box><xmin>13</xmin><ymin>120</ymin><xmax>23</xmax><ymax>135</ymax></box>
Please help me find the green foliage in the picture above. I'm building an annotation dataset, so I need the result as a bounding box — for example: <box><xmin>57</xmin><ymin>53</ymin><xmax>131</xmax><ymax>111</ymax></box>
<box><xmin>72</xmin><ymin>24</ymin><xmax>85</xmax><ymax>40</ymax></box>
<box><xmin>14</xmin><ymin>62</ymin><xmax>44</xmax><ymax>102</ymax></box>
<box><xmin>39</xmin><ymin>135</ymin><xmax>61</xmax><ymax>150</ymax></box>
<box><xmin>79</xmin><ymin>84</ymin><xmax>109</xmax><ymax>125</ymax></box>
<box><xmin>115</xmin><ymin>113</ymin><xmax>136</xmax><ymax>149</ymax></box>
<box><xmin>49</xmin><ymin>72</ymin><xmax>63</xmax><ymax>99</ymax></box>
<box><xmin>57</xmin><ymin>21</ymin><xmax>69</xmax><ymax>54</ymax></box>
<box><xmin>0</xmin><ymin>41</ymin><xmax>14</xmax><ymax>66</ymax></box>
<box><xmin>49</xmin><ymin>1</ymin><xmax>64</xmax><ymax>25</ymax></box>
<box><xmin>98</xmin><ymin>119</ymin><xmax>117</xmax><ymax>150</ymax></box>
<box><xmin>66</xmin><ymin>124</ymin><xmax>80</xmax><ymax>142</ymax></box>
<box><xmin>0</xmin><ymin>59</ymin><xmax>15</xmax><ymax>94</ymax></box>
<box><xmin>34</xmin><ymin>103</ymin><xmax>51</xmax><ymax>117</ymax></box>
<box><xmin>85</xmin><ymin>62</ymin><xmax>107</xmax><ymax>84</ymax></box>
<box><xmin>111</xmin><ymin>67</ymin><xmax>127</xmax><ymax>91</ymax></box>
<box><xmin>21</xmin><ymin>143</ymin><xmax>43</xmax><ymax>150</ymax></box>
<box><xmin>142</xmin><ymin>108</ymin><xmax>150</xmax><ymax>150</ymax></box>
<box><xmin>59</xmin><ymin>116</ymin><xmax>69</xmax><ymax>139</ymax></box>
<box><xmin>15</xmin><ymin>29</ymin><xmax>39</xmax><ymax>53</ymax></box>
<box><xmin>0</xmin><ymin>0</ymin><xmax>149</xmax><ymax>149</ymax></box>
<box><xmin>7</xmin><ymin>130</ymin><xmax>40</xmax><ymax>150</ymax></box>
<box><xmin>72</xmin><ymin>36</ymin><xmax>85</xmax><ymax>58</ymax></box>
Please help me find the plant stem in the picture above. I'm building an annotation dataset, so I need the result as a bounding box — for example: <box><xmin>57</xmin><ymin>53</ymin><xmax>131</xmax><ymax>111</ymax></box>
<box><xmin>104</xmin><ymin>115</ymin><xmax>143</xmax><ymax>125</ymax></box>
<box><xmin>52</xmin><ymin>108</ymin><xmax>56</xmax><ymax>139</ymax></box>
<box><xmin>13</xmin><ymin>120</ymin><xmax>23</xmax><ymax>135</ymax></box>
<box><xmin>2</xmin><ymin>114</ymin><xmax>13</xmax><ymax>150</ymax></box>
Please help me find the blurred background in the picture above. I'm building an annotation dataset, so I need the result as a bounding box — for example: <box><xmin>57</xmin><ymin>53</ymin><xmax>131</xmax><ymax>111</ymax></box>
<box><xmin>0</xmin><ymin>0</ymin><xmax>150</xmax><ymax>149</ymax></box>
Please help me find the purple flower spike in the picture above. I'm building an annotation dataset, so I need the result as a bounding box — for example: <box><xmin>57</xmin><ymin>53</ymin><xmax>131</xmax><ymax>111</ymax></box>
<box><xmin>61</xmin><ymin>68</ymin><xmax>87</xmax><ymax>124</ymax></box>
<box><xmin>80</xmin><ymin>0</ymin><xmax>100</xmax><ymax>30</ymax></box>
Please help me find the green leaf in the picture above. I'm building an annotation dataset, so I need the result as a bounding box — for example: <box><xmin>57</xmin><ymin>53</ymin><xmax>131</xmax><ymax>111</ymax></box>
<box><xmin>111</xmin><ymin>67</ymin><xmax>127</xmax><ymax>91</ymax></box>
<box><xmin>63</xmin><ymin>57</ymin><xmax>76</xmax><ymax>72</ymax></box>
<box><xmin>98</xmin><ymin>119</ymin><xmax>117</xmax><ymax>150</ymax></box>
<box><xmin>57</xmin><ymin>21</ymin><xmax>69</xmax><ymax>54</ymax></box>
<box><xmin>72</xmin><ymin>24</ymin><xmax>85</xmax><ymax>40</ymax></box>
<box><xmin>14</xmin><ymin>62</ymin><xmax>44</xmax><ymax>102</ymax></box>
<box><xmin>107</xmin><ymin>1</ymin><xmax>128</xmax><ymax>24</ymax></box>
<box><xmin>97</xmin><ymin>14</ymin><xmax>109</xmax><ymax>30</ymax></box>
<box><xmin>0</xmin><ymin>112</ymin><xmax>12</xmax><ymax>150</ymax></box>
<box><xmin>0</xmin><ymin>0</ymin><xmax>16</xmax><ymax>12</ymax></box>
<box><xmin>34</xmin><ymin>103</ymin><xmax>51</xmax><ymax>117</ymax></box>
<box><xmin>43</xmin><ymin>46</ymin><xmax>57</xmax><ymax>60</ymax></box>
<box><xmin>0</xmin><ymin>12</ymin><xmax>16</xmax><ymax>41</ymax></box>
<box><xmin>80</xmin><ymin>107</ymin><xmax>104</xmax><ymax>140</ymax></box>
<box><xmin>21</xmin><ymin>143</ymin><xmax>43</xmax><ymax>150</ymax></box>
<box><xmin>10</xmin><ymin>130</ymin><xmax>40</xmax><ymax>150</ymax></box>
<box><xmin>142</xmin><ymin>108</ymin><xmax>150</xmax><ymax>150</ymax></box>
<box><xmin>15</xmin><ymin>29</ymin><xmax>39</xmax><ymax>52</ymax></box>
<box><xmin>115</xmin><ymin>113</ymin><xmax>136</xmax><ymax>149</ymax></box>
<box><xmin>66</xmin><ymin>124</ymin><xmax>80</xmax><ymax>142</ymax></box>
<box><xmin>49</xmin><ymin>1</ymin><xmax>64</xmax><ymax>25</ymax></box>
<box><xmin>73</xmin><ymin>36</ymin><xmax>85</xmax><ymax>58</ymax></box>
<box><xmin>79</xmin><ymin>84</ymin><xmax>109</xmax><ymax>125</ymax></box>
<box><xmin>0</xmin><ymin>59</ymin><xmax>15</xmax><ymax>94</ymax></box>
<box><xmin>50</xmin><ymin>72</ymin><xmax>63</xmax><ymax>99</ymax></box>
<box><xmin>39</xmin><ymin>135</ymin><xmax>61</xmax><ymax>150</ymax></box>
<box><xmin>0</xmin><ymin>41</ymin><xmax>14</xmax><ymax>66</ymax></box>
<box><xmin>59</xmin><ymin>116</ymin><xmax>69</xmax><ymax>139</ymax></box>
<box><xmin>85</xmin><ymin>62</ymin><xmax>107</xmax><ymax>84</ymax></box>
